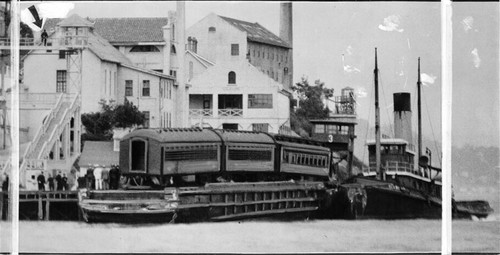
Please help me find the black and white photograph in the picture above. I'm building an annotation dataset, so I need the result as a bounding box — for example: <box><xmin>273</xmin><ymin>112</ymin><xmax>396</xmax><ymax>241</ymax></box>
<box><xmin>0</xmin><ymin>1</ymin><xmax>498</xmax><ymax>253</ymax></box>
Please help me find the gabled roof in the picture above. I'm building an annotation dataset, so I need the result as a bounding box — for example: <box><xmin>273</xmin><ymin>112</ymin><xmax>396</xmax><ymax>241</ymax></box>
<box><xmin>57</xmin><ymin>14</ymin><xmax>94</xmax><ymax>27</ymax></box>
<box><xmin>219</xmin><ymin>15</ymin><xmax>291</xmax><ymax>49</ymax></box>
<box><xmin>44</xmin><ymin>17</ymin><xmax>168</xmax><ymax>44</ymax></box>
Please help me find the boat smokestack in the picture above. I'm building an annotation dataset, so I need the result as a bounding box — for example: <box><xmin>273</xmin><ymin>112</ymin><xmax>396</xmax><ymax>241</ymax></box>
<box><xmin>393</xmin><ymin>93</ymin><xmax>413</xmax><ymax>147</ymax></box>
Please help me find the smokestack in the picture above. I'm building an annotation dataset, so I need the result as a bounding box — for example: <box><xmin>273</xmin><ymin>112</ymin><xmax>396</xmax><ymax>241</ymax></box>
<box><xmin>279</xmin><ymin>2</ymin><xmax>293</xmax><ymax>90</ymax></box>
<box><xmin>393</xmin><ymin>93</ymin><xmax>413</xmax><ymax>147</ymax></box>
<box><xmin>175</xmin><ymin>1</ymin><xmax>187</xmax><ymax>127</ymax></box>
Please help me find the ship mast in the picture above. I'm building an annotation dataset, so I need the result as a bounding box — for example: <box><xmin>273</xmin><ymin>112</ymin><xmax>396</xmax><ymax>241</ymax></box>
<box><xmin>417</xmin><ymin>58</ymin><xmax>422</xmax><ymax>165</ymax></box>
<box><xmin>374</xmin><ymin>48</ymin><xmax>382</xmax><ymax>180</ymax></box>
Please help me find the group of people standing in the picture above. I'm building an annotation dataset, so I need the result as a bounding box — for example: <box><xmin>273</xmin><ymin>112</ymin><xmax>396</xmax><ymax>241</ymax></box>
<box><xmin>35</xmin><ymin>170</ymin><xmax>76</xmax><ymax>191</ymax></box>
<box><xmin>84</xmin><ymin>164</ymin><xmax>121</xmax><ymax>190</ymax></box>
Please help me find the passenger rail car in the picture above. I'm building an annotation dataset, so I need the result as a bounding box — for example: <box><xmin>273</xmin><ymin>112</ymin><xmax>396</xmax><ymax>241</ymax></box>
<box><xmin>119</xmin><ymin>128</ymin><xmax>334</xmax><ymax>187</ymax></box>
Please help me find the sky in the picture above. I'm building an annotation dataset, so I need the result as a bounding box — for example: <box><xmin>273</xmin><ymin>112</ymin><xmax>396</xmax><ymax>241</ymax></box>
<box><xmin>18</xmin><ymin>1</ymin><xmax>500</xmax><ymax>150</ymax></box>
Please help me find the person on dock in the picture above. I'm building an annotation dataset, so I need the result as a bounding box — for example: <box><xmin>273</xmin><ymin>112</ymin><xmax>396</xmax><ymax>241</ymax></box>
<box><xmin>102</xmin><ymin>167</ymin><xmax>109</xmax><ymax>190</ymax></box>
<box><xmin>55</xmin><ymin>172</ymin><xmax>63</xmax><ymax>191</ymax></box>
<box><xmin>108</xmin><ymin>165</ymin><xmax>119</xmax><ymax>190</ymax></box>
<box><xmin>37</xmin><ymin>172</ymin><xmax>46</xmax><ymax>191</ymax></box>
<box><xmin>94</xmin><ymin>164</ymin><xmax>103</xmax><ymax>190</ymax></box>
<box><xmin>68</xmin><ymin>168</ymin><xmax>78</xmax><ymax>191</ymax></box>
<box><xmin>47</xmin><ymin>174</ymin><xmax>55</xmax><ymax>191</ymax></box>
<box><xmin>85</xmin><ymin>165</ymin><xmax>95</xmax><ymax>190</ymax></box>
<box><xmin>41</xmin><ymin>29</ymin><xmax>48</xmax><ymax>46</ymax></box>
<box><xmin>62</xmin><ymin>173</ymin><xmax>68</xmax><ymax>190</ymax></box>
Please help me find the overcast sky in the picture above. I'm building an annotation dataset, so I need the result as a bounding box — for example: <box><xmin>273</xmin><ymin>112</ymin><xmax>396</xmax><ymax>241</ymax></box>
<box><xmin>19</xmin><ymin>1</ymin><xmax>500</xmax><ymax>150</ymax></box>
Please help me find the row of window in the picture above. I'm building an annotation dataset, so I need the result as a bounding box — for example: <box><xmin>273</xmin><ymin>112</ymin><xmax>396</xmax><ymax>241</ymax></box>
<box><xmin>314</xmin><ymin>124</ymin><xmax>349</xmax><ymax>135</ymax></box>
<box><xmin>250</xmin><ymin>45</ymin><xmax>288</xmax><ymax>63</ymax></box>
<box><xmin>283</xmin><ymin>151</ymin><xmax>329</xmax><ymax>168</ymax></box>
<box><xmin>160</xmin><ymin>111</ymin><xmax>172</xmax><ymax>128</ymax></box>
<box><xmin>125</xmin><ymin>79</ymin><xmax>173</xmax><ymax>99</ymax></box>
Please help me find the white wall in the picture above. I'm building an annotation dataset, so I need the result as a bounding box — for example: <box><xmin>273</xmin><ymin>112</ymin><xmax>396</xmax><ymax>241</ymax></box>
<box><xmin>187</xmin><ymin>14</ymin><xmax>248</xmax><ymax>64</ymax></box>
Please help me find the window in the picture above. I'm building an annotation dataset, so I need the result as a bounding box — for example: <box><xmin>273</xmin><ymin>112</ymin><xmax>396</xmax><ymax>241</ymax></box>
<box><xmin>258</xmin><ymin>51</ymin><xmax>260</xmax><ymax>58</ymax></box>
<box><xmin>209</xmin><ymin>26</ymin><xmax>216</xmax><ymax>32</ymax></box>
<box><xmin>58</xmin><ymin>50</ymin><xmax>66</xmax><ymax>59</ymax></box>
<box><xmin>315</xmin><ymin>124</ymin><xmax>325</xmax><ymax>134</ymax></box>
<box><xmin>171</xmin><ymin>24</ymin><xmax>175</xmax><ymax>41</ymax></box>
<box><xmin>125</xmin><ymin>80</ymin><xmax>133</xmax><ymax>96</ymax></box>
<box><xmin>142</xmin><ymin>111</ymin><xmax>150</xmax><ymax>128</ymax></box>
<box><xmin>231</xmin><ymin>44</ymin><xmax>239</xmax><ymax>56</ymax></box>
<box><xmin>228</xmin><ymin>71</ymin><xmax>236</xmax><ymax>84</ymax></box>
<box><xmin>248</xmin><ymin>94</ymin><xmax>272</xmax><ymax>109</ymax></box>
<box><xmin>142</xmin><ymin>80</ymin><xmax>150</xmax><ymax>97</ymax></box>
<box><xmin>130</xmin><ymin>45</ymin><xmax>160</xmax><ymax>52</ymax></box>
<box><xmin>170</xmin><ymin>45</ymin><xmax>176</xmax><ymax>54</ymax></box>
<box><xmin>56</xmin><ymin>70</ymin><xmax>67</xmax><ymax>93</ymax></box>
<box><xmin>169</xmin><ymin>70</ymin><xmax>177</xmax><ymax>77</ymax></box>
<box><xmin>252</xmin><ymin>123</ymin><xmax>269</xmax><ymax>133</ymax></box>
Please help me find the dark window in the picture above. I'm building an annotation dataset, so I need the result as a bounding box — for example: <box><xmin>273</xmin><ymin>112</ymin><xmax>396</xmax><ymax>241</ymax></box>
<box><xmin>131</xmin><ymin>140</ymin><xmax>147</xmax><ymax>172</ymax></box>
<box><xmin>142</xmin><ymin>80</ymin><xmax>150</xmax><ymax>96</ymax></box>
<box><xmin>248</xmin><ymin>94</ymin><xmax>272</xmax><ymax>108</ymax></box>
<box><xmin>228</xmin><ymin>71</ymin><xmax>236</xmax><ymax>84</ymax></box>
<box><xmin>208</xmin><ymin>26</ymin><xmax>216</xmax><ymax>32</ymax></box>
<box><xmin>169</xmin><ymin>70</ymin><xmax>177</xmax><ymax>77</ymax></box>
<box><xmin>231</xmin><ymin>44</ymin><xmax>239</xmax><ymax>56</ymax></box>
<box><xmin>130</xmin><ymin>45</ymin><xmax>160</xmax><ymax>52</ymax></box>
<box><xmin>56</xmin><ymin>70</ymin><xmax>67</xmax><ymax>93</ymax></box>
<box><xmin>170</xmin><ymin>45</ymin><xmax>176</xmax><ymax>54</ymax></box>
<box><xmin>125</xmin><ymin>80</ymin><xmax>133</xmax><ymax>96</ymax></box>
<box><xmin>165</xmin><ymin>146</ymin><xmax>218</xmax><ymax>161</ymax></box>
<box><xmin>228</xmin><ymin>149</ymin><xmax>272</xmax><ymax>161</ymax></box>
<box><xmin>58</xmin><ymin>50</ymin><xmax>66</xmax><ymax>59</ymax></box>
<box><xmin>142</xmin><ymin>111</ymin><xmax>150</xmax><ymax>128</ymax></box>
<box><xmin>222</xmin><ymin>123</ymin><xmax>238</xmax><ymax>130</ymax></box>
<box><xmin>153</xmin><ymin>69</ymin><xmax>163</xmax><ymax>73</ymax></box>
<box><xmin>252</xmin><ymin>123</ymin><xmax>269</xmax><ymax>133</ymax></box>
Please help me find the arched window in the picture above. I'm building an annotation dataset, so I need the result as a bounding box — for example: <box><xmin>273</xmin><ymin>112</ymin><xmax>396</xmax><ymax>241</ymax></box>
<box><xmin>170</xmin><ymin>45</ymin><xmax>176</xmax><ymax>54</ymax></box>
<box><xmin>209</xmin><ymin>26</ymin><xmax>216</xmax><ymax>32</ymax></box>
<box><xmin>228</xmin><ymin>71</ymin><xmax>236</xmax><ymax>84</ymax></box>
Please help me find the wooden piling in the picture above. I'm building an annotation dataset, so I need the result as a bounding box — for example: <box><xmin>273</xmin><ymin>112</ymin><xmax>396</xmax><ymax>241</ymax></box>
<box><xmin>45</xmin><ymin>199</ymin><xmax>50</xmax><ymax>220</ymax></box>
<box><xmin>38</xmin><ymin>193</ymin><xmax>43</xmax><ymax>220</ymax></box>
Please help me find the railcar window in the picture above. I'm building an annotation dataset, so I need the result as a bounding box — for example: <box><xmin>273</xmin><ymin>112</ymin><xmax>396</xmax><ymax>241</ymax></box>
<box><xmin>165</xmin><ymin>148</ymin><xmax>218</xmax><ymax>161</ymax></box>
<box><xmin>228</xmin><ymin>149</ymin><xmax>272</xmax><ymax>161</ymax></box>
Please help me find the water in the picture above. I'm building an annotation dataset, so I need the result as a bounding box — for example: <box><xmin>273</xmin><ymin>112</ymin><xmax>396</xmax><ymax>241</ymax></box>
<box><xmin>1</xmin><ymin>219</ymin><xmax>498</xmax><ymax>253</ymax></box>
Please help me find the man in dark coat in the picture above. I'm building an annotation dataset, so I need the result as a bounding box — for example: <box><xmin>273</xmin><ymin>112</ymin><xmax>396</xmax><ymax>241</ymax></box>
<box><xmin>108</xmin><ymin>165</ymin><xmax>120</xmax><ymax>190</ymax></box>
<box><xmin>62</xmin><ymin>173</ymin><xmax>68</xmax><ymax>190</ymax></box>
<box><xmin>86</xmin><ymin>165</ymin><xmax>95</xmax><ymax>190</ymax></box>
<box><xmin>41</xmin><ymin>29</ymin><xmax>48</xmax><ymax>46</ymax></box>
<box><xmin>55</xmin><ymin>172</ymin><xmax>63</xmax><ymax>191</ymax></box>
<box><xmin>47</xmin><ymin>174</ymin><xmax>55</xmax><ymax>191</ymax></box>
<box><xmin>1</xmin><ymin>174</ymin><xmax>8</xmax><ymax>191</ymax></box>
<box><xmin>37</xmin><ymin>172</ymin><xmax>46</xmax><ymax>191</ymax></box>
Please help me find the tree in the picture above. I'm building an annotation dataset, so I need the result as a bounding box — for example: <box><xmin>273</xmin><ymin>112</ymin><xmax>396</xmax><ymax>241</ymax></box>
<box><xmin>81</xmin><ymin>99</ymin><xmax>145</xmax><ymax>141</ymax></box>
<box><xmin>290</xmin><ymin>78</ymin><xmax>334</xmax><ymax>137</ymax></box>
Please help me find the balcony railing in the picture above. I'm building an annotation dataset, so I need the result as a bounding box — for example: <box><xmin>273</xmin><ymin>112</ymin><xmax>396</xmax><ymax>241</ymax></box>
<box><xmin>218</xmin><ymin>109</ymin><xmax>243</xmax><ymax>117</ymax></box>
<box><xmin>189</xmin><ymin>109</ymin><xmax>213</xmax><ymax>117</ymax></box>
<box><xmin>0</xmin><ymin>37</ymin><xmax>35</xmax><ymax>46</ymax></box>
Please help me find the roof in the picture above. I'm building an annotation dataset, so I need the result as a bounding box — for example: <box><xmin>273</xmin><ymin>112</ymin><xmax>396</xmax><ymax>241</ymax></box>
<box><xmin>44</xmin><ymin>17</ymin><xmax>169</xmax><ymax>44</ymax></box>
<box><xmin>121</xmin><ymin>128</ymin><xmax>222</xmax><ymax>144</ymax></box>
<box><xmin>121</xmin><ymin>63</ymin><xmax>175</xmax><ymax>80</ymax></box>
<box><xmin>57</xmin><ymin>14</ymin><xmax>94</xmax><ymax>28</ymax></box>
<box><xmin>366</xmin><ymin>138</ymin><xmax>409</xmax><ymax>145</ymax></box>
<box><xmin>214</xmin><ymin>130</ymin><xmax>275</xmax><ymax>145</ymax></box>
<box><xmin>79</xmin><ymin>141</ymin><xmax>119</xmax><ymax>167</ymax></box>
<box><xmin>186</xmin><ymin>50</ymin><xmax>215</xmax><ymax>68</ymax></box>
<box><xmin>87</xmin><ymin>32</ymin><xmax>133</xmax><ymax>65</ymax></box>
<box><xmin>219</xmin><ymin>15</ymin><xmax>291</xmax><ymax>49</ymax></box>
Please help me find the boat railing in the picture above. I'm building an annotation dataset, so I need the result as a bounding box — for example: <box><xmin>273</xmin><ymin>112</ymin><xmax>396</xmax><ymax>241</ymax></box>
<box><xmin>363</xmin><ymin>161</ymin><xmax>432</xmax><ymax>179</ymax></box>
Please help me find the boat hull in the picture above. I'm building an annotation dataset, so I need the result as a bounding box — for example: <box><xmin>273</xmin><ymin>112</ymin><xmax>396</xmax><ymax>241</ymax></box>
<box><xmin>80</xmin><ymin>207</ymin><xmax>177</xmax><ymax>223</ymax></box>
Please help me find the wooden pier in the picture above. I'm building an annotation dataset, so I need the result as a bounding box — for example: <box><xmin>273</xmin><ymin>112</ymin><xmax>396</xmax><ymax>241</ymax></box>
<box><xmin>1</xmin><ymin>190</ymin><xmax>79</xmax><ymax>221</ymax></box>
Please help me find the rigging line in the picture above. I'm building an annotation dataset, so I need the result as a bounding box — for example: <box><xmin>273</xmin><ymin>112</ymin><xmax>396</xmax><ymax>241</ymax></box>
<box><xmin>423</xmin><ymin>87</ymin><xmax>442</xmax><ymax>166</ymax></box>
<box><xmin>378</xmin><ymin>70</ymin><xmax>394</xmax><ymax>137</ymax></box>
<box><xmin>362</xmin><ymin>77</ymin><xmax>375</xmax><ymax>165</ymax></box>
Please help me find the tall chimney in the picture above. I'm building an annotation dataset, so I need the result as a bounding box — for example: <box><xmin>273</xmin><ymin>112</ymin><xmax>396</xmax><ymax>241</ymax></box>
<box><xmin>279</xmin><ymin>2</ymin><xmax>293</xmax><ymax>90</ymax></box>
<box><xmin>393</xmin><ymin>93</ymin><xmax>413</xmax><ymax>147</ymax></box>
<box><xmin>175</xmin><ymin>1</ymin><xmax>188</xmax><ymax>127</ymax></box>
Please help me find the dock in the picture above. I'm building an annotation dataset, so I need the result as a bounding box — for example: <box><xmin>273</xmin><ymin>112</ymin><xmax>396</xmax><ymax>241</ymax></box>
<box><xmin>1</xmin><ymin>190</ymin><xmax>79</xmax><ymax>221</ymax></box>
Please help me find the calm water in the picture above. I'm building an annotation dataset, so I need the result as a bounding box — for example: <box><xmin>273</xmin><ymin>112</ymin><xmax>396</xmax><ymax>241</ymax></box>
<box><xmin>1</xmin><ymin>219</ymin><xmax>498</xmax><ymax>253</ymax></box>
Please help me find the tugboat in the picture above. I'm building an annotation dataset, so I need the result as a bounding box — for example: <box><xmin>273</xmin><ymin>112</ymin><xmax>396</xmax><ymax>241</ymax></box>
<box><xmin>339</xmin><ymin>49</ymin><xmax>443</xmax><ymax>219</ymax></box>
